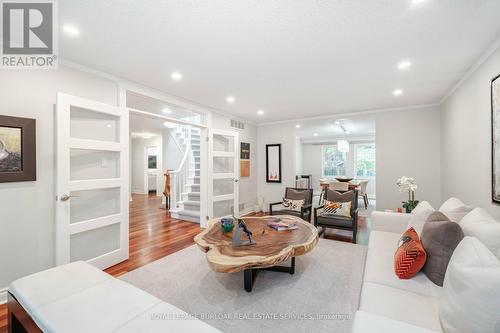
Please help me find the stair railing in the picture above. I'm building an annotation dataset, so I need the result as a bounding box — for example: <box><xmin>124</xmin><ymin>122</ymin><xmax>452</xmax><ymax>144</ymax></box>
<box><xmin>168</xmin><ymin>126</ymin><xmax>192</xmax><ymax>211</ymax></box>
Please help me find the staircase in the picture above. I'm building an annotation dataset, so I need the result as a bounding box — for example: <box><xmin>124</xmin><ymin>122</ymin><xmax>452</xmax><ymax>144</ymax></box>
<box><xmin>169</xmin><ymin>126</ymin><xmax>201</xmax><ymax>223</ymax></box>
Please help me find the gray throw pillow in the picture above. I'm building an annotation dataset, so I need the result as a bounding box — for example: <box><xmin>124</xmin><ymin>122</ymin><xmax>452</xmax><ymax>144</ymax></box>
<box><xmin>421</xmin><ymin>212</ymin><xmax>464</xmax><ymax>286</ymax></box>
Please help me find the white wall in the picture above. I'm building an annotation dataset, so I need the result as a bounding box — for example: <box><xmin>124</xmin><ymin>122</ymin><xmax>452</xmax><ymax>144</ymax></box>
<box><xmin>376</xmin><ymin>105</ymin><xmax>441</xmax><ymax>210</ymax></box>
<box><xmin>131</xmin><ymin>136</ymin><xmax>162</xmax><ymax>195</ymax></box>
<box><xmin>211</xmin><ymin>113</ymin><xmax>258</xmax><ymax>214</ymax></box>
<box><xmin>257</xmin><ymin>123</ymin><xmax>297</xmax><ymax>210</ymax></box>
<box><xmin>441</xmin><ymin>44</ymin><xmax>500</xmax><ymax>219</ymax></box>
<box><xmin>0</xmin><ymin>66</ymin><xmax>119</xmax><ymax>297</ymax></box>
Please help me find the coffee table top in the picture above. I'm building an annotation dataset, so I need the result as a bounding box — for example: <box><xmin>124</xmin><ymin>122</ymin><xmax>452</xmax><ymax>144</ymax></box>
<box><xmin>194</xmin><ymin>216</ymin><xmax>319</xmax><ymax>273</ymax></box>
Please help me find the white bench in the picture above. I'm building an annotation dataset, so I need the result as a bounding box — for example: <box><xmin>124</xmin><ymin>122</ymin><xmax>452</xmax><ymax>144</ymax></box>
<box><xmin>8</xmin><ymin>261</ymin><xmax>220</xmax><ymax>333</ymax></box>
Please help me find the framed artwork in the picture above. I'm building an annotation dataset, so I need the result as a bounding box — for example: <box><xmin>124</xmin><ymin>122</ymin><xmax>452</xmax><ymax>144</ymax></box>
<box><xmin>240</xmin><ymin>160</ymin><xmax>250</xmax><ymax>177</ymax></box>
<box><xmin>240</xmin><ymin>142</ymin><xmax>250</xmax><ymax>160</ymax></box>
<box><xmin>492</xmin><ymin>74</ymin><xmax>500</xmax><ymax>203</ymax></box>
<box><xmin>266</xmin><ymin>144</ymin><xmax>281</xmax><ymax>183</ymax></box>
<box><xmin>0</xmin><ymin>115</ymin><xmax>36</xmax><ymax>183</ymax></box>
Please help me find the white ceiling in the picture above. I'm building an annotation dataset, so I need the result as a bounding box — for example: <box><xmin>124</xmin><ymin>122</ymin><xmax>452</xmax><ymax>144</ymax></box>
<box><xmin>130</xmin><ymin>113</ymin><xmax>171</xmax><ymax>136</ymax></box>
<box><xmin>296</xmin><ymin>116</ymin><xmax>376</xmax><ymax>140</ymax></box>
<box><xmin>60</xmin><ymin>0</ymin><xmax>500</xmax><ymax>124</ymax></box>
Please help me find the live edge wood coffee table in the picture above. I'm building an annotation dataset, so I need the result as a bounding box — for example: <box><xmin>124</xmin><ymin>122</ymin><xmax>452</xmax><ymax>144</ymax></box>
<box><xmin>194</xmin><ymin>216</ymin><xmax>319</xmax><ymax>292</ymax></box>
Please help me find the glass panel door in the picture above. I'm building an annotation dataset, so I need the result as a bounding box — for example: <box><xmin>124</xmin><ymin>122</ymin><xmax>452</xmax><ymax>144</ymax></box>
<box><xmin>56</xmin><ymin>93</ymin><xmax>129</xmax><ymax>269</ymax></box>
<box><xmin>208</xmin><ymin>129</ymin><xmax>239</xmax><ymax>220</ymax></box>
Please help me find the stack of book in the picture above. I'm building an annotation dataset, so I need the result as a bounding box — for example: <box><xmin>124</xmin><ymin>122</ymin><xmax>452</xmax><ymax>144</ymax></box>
<box><xmin>267</xmin><ymin>219</ymin><xmax>298</xmax><ymax>231</ymax></box>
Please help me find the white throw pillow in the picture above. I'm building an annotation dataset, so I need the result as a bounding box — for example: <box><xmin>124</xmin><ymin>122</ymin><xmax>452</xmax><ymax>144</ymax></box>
<box><xmin>407</xmin><ymin>209</ymin><xmax>434</xmax><ymax>236</ymax></box>
<box><xmin>438</xmin><ymin>197</ymin><xmax>472</xmax><ymax>223</ymax></box>
<box><xmin>458</xmin><ymin>208</ymin><xmax>500</xmax><ymax>257</ymax></box>
<box><xmin>459</xmin><ymin>208</ymin><xmax>497</xmax><ymax>229</ymax></box>
<box><xmin>411</xmin><ymin>201</ymin><xmax>434</xmax><ymax>215</ymax></box>
<box><xmin>440</xmin><ymin>237</ymin><xmax>500</xmax><ymax>333</ymax></box>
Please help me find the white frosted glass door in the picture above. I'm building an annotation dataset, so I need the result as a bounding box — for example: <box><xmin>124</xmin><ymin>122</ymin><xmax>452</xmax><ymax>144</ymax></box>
<box><xmin>56</xmin><ymin>93</ymin><xmax>129</xmax><ymax>269</ymax></box>
<box><xmin>208</xmin><ymin>129</ymin><xmax>239</xmax><ymax>220</ymax></box>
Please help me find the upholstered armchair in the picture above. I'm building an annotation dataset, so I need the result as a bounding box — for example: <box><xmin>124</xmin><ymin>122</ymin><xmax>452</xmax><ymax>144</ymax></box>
<box><xmin>269</xmin><ymin>187</ymin><xmax>314</xmax><ymax>222</ymax></box>
<box><xmin>313</xmin><ymin>189</ymin><xmax>359</xmax><ymax>243</ymax></box>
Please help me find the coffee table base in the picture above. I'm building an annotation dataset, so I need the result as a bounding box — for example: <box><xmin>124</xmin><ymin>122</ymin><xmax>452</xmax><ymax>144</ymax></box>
<box><xmin>244</xmin><ymin>257</ymin><xmax>295</xmax><ymax>292</ymax></box>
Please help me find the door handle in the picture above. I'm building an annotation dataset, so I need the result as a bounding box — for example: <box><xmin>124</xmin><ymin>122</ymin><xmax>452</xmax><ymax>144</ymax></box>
<box><xmin>60</xmin><ymin>194</ymin><xmax>79</xmax><ymax>202</ymax></box>
<box><xmin>233</xmin><ymin>178</ymin><xmax>239</xmax><ymax>183</ymax></box>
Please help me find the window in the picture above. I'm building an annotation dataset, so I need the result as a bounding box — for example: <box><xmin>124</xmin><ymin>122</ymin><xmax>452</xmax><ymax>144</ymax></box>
<box><xmin>354</xmin><ymin>143</ymin><xmax>376</xmax><ymax>177</ymax></box>
<box><xmin>322</xmin><ymin>145</ymin><xmax>346</xmax><ymax>177</ymax></box>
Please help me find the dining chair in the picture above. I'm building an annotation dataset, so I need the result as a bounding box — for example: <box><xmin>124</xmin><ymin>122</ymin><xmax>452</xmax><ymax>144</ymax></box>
<box><xmin>358</xmin><ymin>180</ymin><xmax>369</xmax><ymax>209</ymax></box>
<box><xmin>329</xmin><ymin>181</ymin><xmax>349</xmax><ymax>192</ymax></box>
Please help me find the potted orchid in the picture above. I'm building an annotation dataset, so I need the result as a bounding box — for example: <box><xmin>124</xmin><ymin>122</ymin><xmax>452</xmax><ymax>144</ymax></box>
<box><xmin>396</xmin><ymin>176</ymin><xmax>419</xmax><ymax>213</ymax></box>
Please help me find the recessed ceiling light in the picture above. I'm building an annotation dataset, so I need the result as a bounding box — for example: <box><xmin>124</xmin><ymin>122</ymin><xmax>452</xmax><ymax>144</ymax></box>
<box><xmin>171</xmin><ymin>72</ymin><xmax>182</xmax><ymax>81</ymax></box>
<box><xmin>62</xmin><ymin>24</ymin><xmax>80</xmax><ymax>37</ymax></box>
<box><xmin>226</xmin><ymin>96</ymin><xmax>235</xmax><ymax>104</ymax></box>
<box><xmin>106</xmin><ymin>124</ymin><xmax>112</xmax><ymax>128</ymax></box>
<box><xmin>393</xmin><ymin>89</ymin><xmax>404</xmax><ymax>96</ymax></box>
<box><xmin>313</xmin><ymin>133</ymin><xmax>318</xmax><ymax>137</ymax></box>
<box><xmin>397</xmin><ymin>60</ymin><xmax>412</xmax><ymax>71</ymax></box>
<box><xmin>411</xmin><ymin>0</ymin><xmax>427</xmax><ymax>6</ymax></box>
<box><xmin>257</xmin><ymin>109</ymin><xmax>265</xmax><ymax>116</ymax></box>
<box><xmin>162</xmin><ymin>107</ymin><xmax>172</xmax><ymax>114</ymax></box>
<box><xmin>295</xmin><ymin>124</ymin><xmax>301</xmax><ymax>128</ymax></box>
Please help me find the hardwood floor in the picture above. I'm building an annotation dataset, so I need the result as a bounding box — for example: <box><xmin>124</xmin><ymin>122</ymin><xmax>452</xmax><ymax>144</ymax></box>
<box><xmin>0</xmin><ymin>194</ymin><xmax>369</xmax><ymax>333</ymax></box>
<box><xmin>105</xmin><ymin>193</ymin><xmax>202</xmax><ymax>277</ymax></box>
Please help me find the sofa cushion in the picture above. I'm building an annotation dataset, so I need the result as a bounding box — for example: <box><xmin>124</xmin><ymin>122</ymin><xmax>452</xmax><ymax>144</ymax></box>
<box><xmin>438</xmin><ymin>197</ymin><xmax>472</xmax><ymax>223</ymax></box>
<box><xmin>459</xmin><ymin>208</ymin><xmax>500</xmax><ymax>257</ymax></box>
<box><xmin>352</xmin><ymin>311</ymin><xmax>439</xmax><ymax>333</ymax></box>
<box><xmin>9</xmin><ymin>261</ymin><xmax>110</xmax><ymax>317</ymax></box>
<box><xmin>458</xmin><ymin>207</ymin><xmax>497</xmax><ymax>229</ymax></box>
<box><xmin>394</xmin><ymin>228</ymin><xmax>427</xmax><ymax>279</ymax></box>
<box><xmin>359</xmin><ymin>282</ymin><xmax>442</xmax><ymax>332</ymax></box>
<box><xmin>440</xmin><ymin>237</ymin><xmax>500</xmax><ymax>333</ymax></box>
<box><xmin>407</xmin><ymin>210</ymin><xmax>434</xmax><ymax>236</ymax></box>
<box><xmin>421</xmin><ymin>220</ymin><xmax>464</xmax><ymax>286</ymax></box>
<box><xmin>368</xmin><ymin>231</ymin><xmax>401</xmax><ymax>250</ymax></box>
<box><xmin>364</xmin><ymin>243</ymin><xmax>442</xmax><ymax>298</ymax></box>
<box><xmin>35</xmin><ymin>278</ymin><xmax>162</xmax><ymax>333</ymax></box>
<box><xmin>112</xmin><ymin>302</ymin><xmax>220</xmax><ymax>333</ymax></box>
<box><xmin>411</xmin><ymin>201</ymin><xmax>435</xmax><ymax>215</ymax></box>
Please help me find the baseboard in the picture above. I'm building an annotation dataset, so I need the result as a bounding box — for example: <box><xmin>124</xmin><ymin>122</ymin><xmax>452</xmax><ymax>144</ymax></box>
<box><xmin>0</xmin><ymin>286</ymin><xmax>7</xmax><ymax>305</ymax></box>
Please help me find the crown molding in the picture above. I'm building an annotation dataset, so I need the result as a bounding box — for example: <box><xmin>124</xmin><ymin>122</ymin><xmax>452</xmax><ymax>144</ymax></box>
<box><xmin>257</xmin><ymin>103</ymin><xmax>440</xmax><ymax>127</ymax></box>
<box><xmin>439</xmin><ymin>35</ymin><xmax>500</xmax><ymax>105</ymax></box>
<box><xmin>59</xmin><ymin>59</ymin><xmax>256</xmax><ymax>126</ymax></box>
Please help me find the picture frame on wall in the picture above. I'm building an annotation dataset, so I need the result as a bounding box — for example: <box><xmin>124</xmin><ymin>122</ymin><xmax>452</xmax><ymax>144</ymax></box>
<box><xmin>266</xmin><ymin>144</ymin><xmax>281</xmax><ymax>183</ymax></box>
<box><xmin>0</xmin><ymin>115</ymin><xmax>36</xmax><ymax>183</ymax></box>
<box><xmin>492</xmin><ymin>74</ymin><xmax>500</xmax><ymax>203</ymax></box>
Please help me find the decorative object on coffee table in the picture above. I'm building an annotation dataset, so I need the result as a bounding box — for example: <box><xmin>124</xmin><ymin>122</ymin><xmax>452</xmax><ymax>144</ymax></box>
<box><xmin>397</xmin><ymin>176</ymin><xmax>419</xmax><ymax>213</ymax></box>
<box><xmin>220</xmin><ymin>217</ymin><xmax>235</xmax><ymax>233</ymax></box>
<box><xmin>194</xmin><ymin>216</ymin><xmax>318</xmax><ymax>292</ymax></box>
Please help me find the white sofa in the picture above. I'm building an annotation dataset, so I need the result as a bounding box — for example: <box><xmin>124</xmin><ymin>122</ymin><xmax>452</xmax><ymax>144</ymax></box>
<box><xmin>8</xmin><ymin>261</ymin><xmax>220</xmax><ymax>333</ymax></box>
<box><xmin>352</xmin><ymin>206</ymin><xmax>500</xmax><ymax>333</ymax></box>
<box><xmin>353</xmin><ymin>211</ymin><xmax>443</xmax><ymax>332</ymax></box>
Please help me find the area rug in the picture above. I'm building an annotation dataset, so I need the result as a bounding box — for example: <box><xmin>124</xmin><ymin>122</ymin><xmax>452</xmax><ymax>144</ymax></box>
<box><xmin>120</xmin><ymin>239</ymin><xmax>367</xmax><ymax>333</ymax></box>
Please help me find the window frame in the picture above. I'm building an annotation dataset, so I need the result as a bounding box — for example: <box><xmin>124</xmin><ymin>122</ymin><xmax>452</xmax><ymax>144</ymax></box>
<box><xmin>321</xmin><ymin>145</ymin><xmax>347</xmax><ymax>178</ymax></box>
<box><xmin>353</xmin><ymin>142</ymin><xmax>376</xmax><ymax>178</ymax></box>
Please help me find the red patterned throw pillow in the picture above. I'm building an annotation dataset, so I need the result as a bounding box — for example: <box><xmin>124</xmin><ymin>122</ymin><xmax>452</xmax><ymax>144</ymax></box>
<box><xmin>394</xmin><ymin>227</ymin><xmax>427</xmax><ymax>279</ymax></box>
